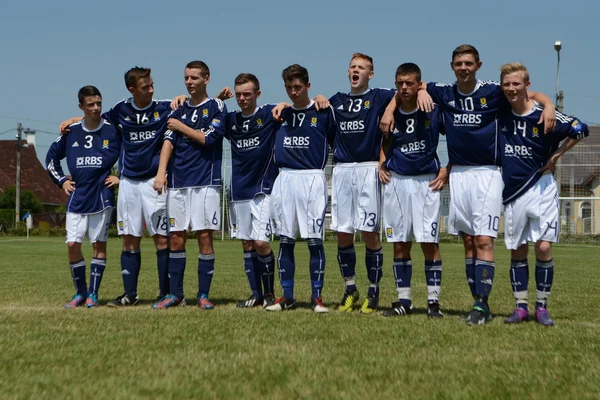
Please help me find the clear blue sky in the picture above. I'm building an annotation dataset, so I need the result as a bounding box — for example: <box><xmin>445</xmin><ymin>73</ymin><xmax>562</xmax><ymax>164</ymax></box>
<box><xmin>1</xmin><ymin>0</ymin><xmax>598</xmax><ymax>164</ymax></box>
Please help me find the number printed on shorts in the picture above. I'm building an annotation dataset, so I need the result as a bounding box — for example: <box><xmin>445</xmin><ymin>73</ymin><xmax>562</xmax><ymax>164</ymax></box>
<box><xmin>487</xmin><ymin>215</ymin><xmax>499</xmax><ymax>232</ymax></box>
<box><xmin>312</xmin><ymin>218</ymin><xmax>323</xmax><ymax>233</ymax></box>
<box><xmin>546</xmin><ymin>221</ymin><xmax>558</xmax><ymax>237</ymax></box>
<box><xmin>156</xmin><ymin>215</ymin><xmax>168</xmax><ymax>231</ymax></box>
<box><xmin>431</xmin><ymin>222</ymin><xmax>438</xmax><ymax>237</ymax></box>
<box><xmin>363</xmin><ymin>212</ymin><xmax>376</xmax><ymax>227</ymax></box>
<box><xmin>265</xmin><ymin>222</ymin><xmax>272</xmax><ymax>238</ymax></box>
<box><xmin>212</xmin><ymin>212</ymin><xmax>219</xmax><ymax>226</ymax></box>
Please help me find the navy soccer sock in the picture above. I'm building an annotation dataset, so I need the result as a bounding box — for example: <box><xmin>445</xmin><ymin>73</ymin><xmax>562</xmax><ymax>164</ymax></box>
<box><xmin>168</xmin><ymin>250</ymin><xmax>186</xmax><ymax>299</ymax></box>
<box><xmin>197</xmin><ymin>253</ymin><xmax>215</xmax><ymax>298</ymax></box>
<box><xmin>465</xmin><ymin>257</ymin><xmax>476</xmax><ymax>298</ymax></box>
<box><xmin>278</xmin><ymin>236</ymin><xmax>296</xmax><ymax>300</ymax></box>
<box><xmin>257</xmin><ymin>251</ymin><xmax>275</xmax><ymax>296</ymax></box>
<box><xmin>89</xmin><ymin>258</ymin><xmax>106</xmax><ymax>295</ymax></box>
<box><xmin>251</xmin><ymin>251</ymin><xmax>263</xmax><ymax>298</ymax></box>
<box><xmin>366</xmin><ymin>247</ymin><xmax>383</xmax><ymax>297</ymax></box>
<box><xmin>70</xmin><ymin>259</ymin><xmax>87</xmax><ymax>295</ymax></box>
<box><xmin>337</xmin><ymin>245</ymin><xmax>357</xmax><ymax>293</ymax></box>
<box><xmin>156</xmin><ymin>248</ymin><xmax>170</xmax><ymax>296</ymax></box>
<box><xmin>243</xmin><ymin>250</ymin><xmax>260</xmax><ymax>298</ymax></box>
<box><xmin>424</xmin><ymin>260</ymin><xmax>442</xmax><ymax>304</ymax></box>
<box><xmin>393</xmin><ymin>258</ymin><xmax>412</xmax><ymax>307</ymax></box>
<box><xmin>535</xmin><ymin>259</ymin><xmax>554</xmax><ymax>309</ymax></box>
<box><xmin>510</xmin><ymin>259</ymin><xmax>529</xmax><ymax>309</ymax></box>
<box><xmin>308</xmin><ymin>238</ymin><xmax>326</xmax><ymax>299</ymax></box>
<box><xmin>120</xmin><ymin>250</ymin><xmax>140</xmax><ymax>297</ymax></box>
<box><xmin>474</xmin><ymin>259</ymin><xmax>495</xmax><ymax>308</ymax></box>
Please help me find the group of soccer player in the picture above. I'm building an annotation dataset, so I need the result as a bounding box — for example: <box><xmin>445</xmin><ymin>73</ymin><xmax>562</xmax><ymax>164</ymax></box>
<box><xmin>47</xmin><ymin>44</ymin><xmax>589</xmax><ymax>326</ymax></box>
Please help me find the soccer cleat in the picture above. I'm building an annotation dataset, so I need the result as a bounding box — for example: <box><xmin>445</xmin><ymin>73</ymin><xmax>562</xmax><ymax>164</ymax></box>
<box><xmin>155</xmin><ymin>292</ymin><xmax>168</xmax><ymax>302</ymax></box>
<box><xmin>263</xmin><ymin>293</ymin><xmax>275</xmax><ymax>308</ymax></box>
<box><xmin>427</xmin><ymin>302</ymin><xmax>444</xmax><ymax>319</ymax></box>
<box><xmin>311</xmin><ymin>297</ymin><xmax>329</xmax><ymax>313</ymax></box>
<box><xmin>360</xmin><ymin>295</ymin><xmax>379</xmax><ymax>314</ymax></box>
<box><xmin>65</xmin><ymin>293</ymin><xmax>86</xmax><ymax>309</ymax></box>
<box><xmin>153</xmin><ymin>295</ymin><xmax>186</xmax><ymax>309</ymax></box>
<box><xmin>197</xmin><ymin>294</ymin><xmax>214</xmax><ymax>309</ymax></box>
<box><xmin>338</xmin><ymin>290</ymin><xmax>360</xmax><ymax>312</ymax></box>
<box><xmin>382</xmin><ymin>301</ymin><xmax>412</xmax><ymax>317</ymax></box>
<box><xmin>237</xmin><ymin>295</ymin><xmax>263</xmax><ymax>308</ymax></box>
<box><xmin>264</xmin><ymin>297</ymin><xmax>296</xmax><ymax>311</ymax></box>
<box><xmin>504</xmin><ymin>307</ymin><xmax>530</xmax><ymax>324</ymax></box>
<box><xmin>106</xmin><ymin>293</ymin><xmax>139</xmax><ymax>307</ymax></box>
<box><xmin>535</xmin><ymin>307</ymin><xmax>555</xmax><ymax>326</ymax></box>
<box><xmin>465</xmin><ymin>306</ymin><xmax>487</xmax><ymax>326</ymax></box>
<box><xmin>85</xmin><ymin>293</ymin><xmax>99</xmax><ymax>308</ymax></box>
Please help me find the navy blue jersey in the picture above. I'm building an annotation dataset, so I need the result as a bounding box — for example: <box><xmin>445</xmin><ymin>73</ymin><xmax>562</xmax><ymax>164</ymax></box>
<box><xmin>329</xmin><ymin>88</ymin><xmax>395</xmax><ymax>163</ymax></box>
<box><xmin>427</xmin><ymin>80</ymin><xmax>509</xmax><ymax>166</ymax></box>
<box><xmin>385</xmin><ymin>105</ymin><xmax>443</xmax><ymax>176</ymax></box>
<box><xmin>274</xmin><ymin>101</ymin><xmax>336</xmax><ymax>170</ymax></box>
<box><xmin>225</xmin><ymin>104</ymin><xmax>280</xmax><ymax>201</ymax></box>
<box><xmin>103</xmin><ymin>98</ymin><xmax>172</xmax><ymax>181</ymax></box>
<box><xmin>165</xmin><ymin>98</ymin><xmax>226</xmax><ymax>189</ymax></box>
<box><xmin>499</xmin><ymin>106</ymin><xmax>588</xmax><ymax>204</ymax></box>
<box><xmin>46</xmin><ymin>119</ymin><xmax>121</xmax><ymax>214</ymax></box>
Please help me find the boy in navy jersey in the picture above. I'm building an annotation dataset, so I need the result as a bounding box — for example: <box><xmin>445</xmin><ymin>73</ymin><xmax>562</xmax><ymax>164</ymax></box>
<box><xmin>378</xmin><ymin>63</ymin><xmax>446</xmax><ymax>318</ymax></box>
<box><xmin>265</xmin><ymin>64</ymin><xmax>336</xmax><ymax>313</ymax></box>
<box><xmin>381</xmin><ymin>45</ymin><xmax>556</xmax><ymax>325</ymax></box>
<box><xmin>59</xmin><ymin>67</ymin><xmax>187</xmax><ymax>307</ymax></box>
<box><xmin>47</xmin><ymin>86</ymin><xmax>121</xmax><ymax>308</ymax></box>
<box><xmin>153</xmin><ymin>61</ymin><xmax>227</xmax><ymax>309</ymax></box>
<box><xmin>499</xmin><ymin>63</ymin><xmax>588</xmax><ymax>326</ymax></box>
<box><xmin>225</xmin><ymin>73</ymin><xmax>279</xmax><ymax>308</ymax></box>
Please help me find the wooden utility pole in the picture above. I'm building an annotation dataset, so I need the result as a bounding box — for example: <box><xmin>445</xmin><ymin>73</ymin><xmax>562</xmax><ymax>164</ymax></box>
<box><xmin>15</xmin><ymin>123</ymin><xmax>22</xmax><ymax>224</ymax></box>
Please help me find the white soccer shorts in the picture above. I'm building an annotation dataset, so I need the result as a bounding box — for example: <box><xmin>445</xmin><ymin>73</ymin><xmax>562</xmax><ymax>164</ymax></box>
<box><xmin>331</xmin><ymin>162</ymin><xmax>382</xmax><ymax>233</ymax></box>
<box><xmin>230</xmin><ymin>194</ymin><xmax>272</xmax><ymax>242</ymax></box>
<box><xmin>448</xmin><ymin>165</ymin><xmax>503</xmax><ymax>238</ymax></box>
<box><xmin>504</xmin><ymin>174</ymin><xmax>559</xmax><ymax>250</ymax></box>
<box><xmin>384</xmin><ymin>173</ymin><xmax>441</xmax><ymax>243</ymax></box>
<box><xmin>167</xmin><ymin>186</ymin><xmax>221</xmax><ymax>232</ymax></box>
<box><xmin>117</xmin><ymin>176</ymin><xmax>167</xmax><ymax>237</ymax></box>
<box><xmin>66</xmin><ymin>207</ymin><xmax>112</xmax><ymax>243</ymax></box>
<box><xmin>270</xmin><ymin>169</ymin><xmax>327</xmax><ymax>239</ymax></box>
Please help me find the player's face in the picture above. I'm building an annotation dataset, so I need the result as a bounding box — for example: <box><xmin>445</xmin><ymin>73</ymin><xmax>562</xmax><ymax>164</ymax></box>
<box><xmin>395</xmin><ymin>73</ymin><xmax>420</xmax><ymax>103</ymax></box>
<box><xmin>129</xmin><ymin>76</ymin><xmax>154</xmax><ymax>106</ymax></box>
<box><xmin>185</xmin><ymin>68</ymin><xmax>210</xmax><ymax>96</ymax></box>
<box><xmin>450</xmin><ymin>54</ymin><xmax>481</xmax><ymax>85</ymax></box>
<box><xmin>284</xmin><ymin>79</ymin><xmax>310</xmax><ymax>106</ymax></box>
<box><xmin>502</xmin><ymin>71</ymin><xmax>530</xmax><ymax>104</ymax></box>
<box><xmin>78</xmin><ymin>95</ymin><xmax>102</xmax><ymax>119</ymax></box>
<box><xmin>348</xmin><ymin>58</ymin><xmax>374</xmax><ymax>91</ymax></box>
<box><xmin>235</xmin><ymin>82</ymin><xmax>261</xmax><ymax>113</ymax></box>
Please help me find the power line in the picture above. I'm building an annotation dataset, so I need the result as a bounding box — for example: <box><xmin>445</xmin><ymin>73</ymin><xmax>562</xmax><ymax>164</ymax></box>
<box><xmin>0</xmin><ymin>115</ymin><xmax>60</xmax><ymax>125</ymax></box>
<box><xmin>0</xmin><ymin>128</ymin><xmax>16</xmax><ymax>135</ymax></box>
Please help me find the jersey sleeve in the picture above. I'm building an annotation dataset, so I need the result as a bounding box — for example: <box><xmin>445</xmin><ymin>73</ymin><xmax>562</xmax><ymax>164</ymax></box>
<box><xmin>426</xmin><ymin>82</ymin><xmax>445</xmax><ymax>106</ymax></box>
<box><xmin>102</xmin><ymin>100</ymin><xmax>124</xmax><ymax>125</ymax></box>
<box><xmin>45</xmin><ymin>136</ymin><xmax>68</xmax><ymax>187</ymax></box>
<box><xmin>326</xmin><ymin>106</ymin><xmax>337</xmax><ymax>147</ymax></box>
<box><xmin>163</xmin><ymin>106</ymin><xmax>181</xmax><ymax>144</ymax></box>
<box><xmin>552</xmin><ymin>113</ymin><xmax>589</xmax><ymax>141</ymax></box>
<box><xmin>203</xmin><ymin>99</ymin><xmax>227</xmax><ymax>148</ymax></box>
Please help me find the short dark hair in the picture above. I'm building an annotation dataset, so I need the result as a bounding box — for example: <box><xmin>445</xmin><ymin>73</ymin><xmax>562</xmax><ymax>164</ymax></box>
<box><xmin>282</xmin><ymin>64</ymin><xmax>309</xmax><ymax>85</ymax></box>
<box><xmin>395</xmin><ymin>63</ymin><xmax>422</xmax><ymax>82</ymax></box>
<box><xmin>124</xmin><ymin>66</ymin><xmax>151</xmax><ymax>89</ymax></box>
<box><xmin>452</xmin><ymin>44</ymin><xmax>480</xmax><ymax>63</ymax></box>
<box><xmin>186</xmin><ymin>60</ymin><xmax>210</xmax><ymax>77</ymax></box>
<box><xmin>78</xmin><ymin>85</ymin><xmax>102</xmax><ymax>104</ymax></box>
<box><xmin>234</xmin><ymin>73</ymin><xmax>260</xmax><ymax>91</ymax></box>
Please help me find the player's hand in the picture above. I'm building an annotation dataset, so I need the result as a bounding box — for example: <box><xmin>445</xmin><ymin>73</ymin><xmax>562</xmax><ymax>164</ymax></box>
<box><xmin>313</xmin><ymin>95</ymin><xmax>330</xmax><ymax>110</ymax></box>
<box><xmin>62</xmin><ymin>180</ymin><xmax>76</xmax><ymax>195</ymax></box>
<box><xmin>104</xmin><ymin>176</ymin><xmax>120</xmax><ymax>188</ymax></box>
<box><xmin>429</xmin><ymin>168</ymin><xmax>449</xmax><ymax>191</ymax></box>
<box><xmin>540</xmin><ymin>155</ymin><xmax>559</xmax><ymax>174</ymax></box>
<box><xmin>217</xmin><ymin>87</ymin><xmax>234</xmax><ymax>101</ymax></box>
<box><xmin>379</xmin><ymin>110</ymin><xmax>395</xmax><ymax>136</ymax></box>
<box><xmin>153</xmin><ymin>174</ymin><xmax>167</xmax><ymax>195</ymax></box>
<box><xmin>171</xmin><ymin>95</ymin><xmax>188</xmax><ymax>110</ymax></box>
<box><xmin>378</xmin><ymin>164</ymin><xmax>391</xmax><ymax>185</ymax></box>
<box><xmin>417</xmin><ymin>90</ymin><xmax>434</xmax><ymax>113</ymax></box>
<box><xmin>59</xmin><ymin>118</ymin><xmax>80</xmax><ymax>134</ymax></box>
<box><xmin>539</xmin><ymin>104</ymin><xmax>556</xmax><ymax>133</ymax></box>
<box><xmin>167</xmin><ymin>118</ymin><xmax>184</xmax><ymax>132</ymax></box>
<box><xmin>272</xmin><ymin>102</ymin><xmax>290</xmax><ymax>122</ymax></box>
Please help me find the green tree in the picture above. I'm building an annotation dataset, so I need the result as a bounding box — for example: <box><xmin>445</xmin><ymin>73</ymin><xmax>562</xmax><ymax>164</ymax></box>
<box><xmin>0</xmin><ymin>186</ymin><xmax>43</xmax><ymax>214</ymax></box>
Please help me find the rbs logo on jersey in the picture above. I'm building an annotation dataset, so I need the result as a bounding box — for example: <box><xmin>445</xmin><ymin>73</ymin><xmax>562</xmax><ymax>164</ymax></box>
<box><xmin>236</xmin><ymin>137</ymin><xmax>260</xmax><ymax>149</ymax></box>
<box><xmin>129</xmin><ymin>130</ymin><xmax>157</xmax><ymax>142</ymax></box>
<box><xmin>504</xmin><ymin>144</ymin><xmax>533</xmax><ymax>158</ymax></box>
<box><xmin>400</xmin><ymin>140</ymin><xmax>426</xmax><ymax>154</ymax></box>
<box><xmin>339</xmin><ymin>120</ymin><xmax>365</xmax><ymax>132</ymax></box>
<box><xmin>283</xmin><ymin>136</ymin><xmax>310</xmax><ymax>147</ymax></box>
<box><xmin>76</xmin><ymin>156</ymin><xmax>103</xmax><ymax>167</ymax></box>
<box><xmin>453</xmin><ymin>114</ymin><xmax>482</xmax><ymax>125</ymax></box>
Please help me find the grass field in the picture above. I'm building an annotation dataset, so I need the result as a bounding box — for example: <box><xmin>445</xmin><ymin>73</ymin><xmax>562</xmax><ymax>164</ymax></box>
<box><xmin>1</xmin><ymin>237</ymin><xmax>599</xmax><ymax>399</ymax></box>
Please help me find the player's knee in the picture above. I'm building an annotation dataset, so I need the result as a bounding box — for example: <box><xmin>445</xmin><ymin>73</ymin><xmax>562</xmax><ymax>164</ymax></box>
<box><xmin>122</xmin><ymin>235</ymin><xmax>141</xmax><ymax>251</ymax></box>
<box><xmin>361</xmin><ymin>231</ymin><xmax>380</xmax><ymax>248</ymax></box>
<box><xmin>253</xmin><ymin>240</ymin><xmax>270</xmax><ymax>254</ymax></box>
<box><xmin>337</xmin><ymin>232</ymin><xmax>353</xmax><ymax>247</ymax></box>
<box><xmin>170</xmin><ymin>233</ymin><xmax>186</xmax><ymax>251</ymax></box>
<box><xmin>198</xmin><ymin>231</ymin><xmax>214</xmax><ymax>254</ymax></box>
<box><xmin>421</xmin><ymin>243</ymin><xmax>439</xmax><ymax>260</ymax></box>
<box><xmin>474</xmin><ymin>235</ymin><xmax>494</xmax><ymax>251</ymax></box>
<box><xmin>67</xmin><ymin>241</ymin><xmax>80</xmax><ymax>251</ymax></box>
<box><xmin>241</xmin><ymin>240</ymin><xmax>254</xmax><ymax>252</ymax></box>
<box><xmin>393</xmin><ymin>242</ymin><xmax>412</xmax><ymax>259</ymax></box>
<box><xmin>534</xmin><ymin>241</ymin><xmax>552</xmax><ymax>259</ymax></box>
<box><xmin>153</xmin><ymin>234</ymin><xmax>168</xmax><ymax>250</ymax></box>
<box><xmin>93</xmin><ymin>241</ymin><xmax>106</xmax><ymax>255</ymax></box>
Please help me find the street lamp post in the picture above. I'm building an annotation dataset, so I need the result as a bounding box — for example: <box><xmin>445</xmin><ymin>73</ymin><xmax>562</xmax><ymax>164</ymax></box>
<box><xmin>554</xmin><ymin>41</ymin><xmax>564</xmax><ymax>113</ymax></box>
<box><xmin>554</xmin><ymin>41</ymin><xmax>566</xmax><ymax>231</ymax></box>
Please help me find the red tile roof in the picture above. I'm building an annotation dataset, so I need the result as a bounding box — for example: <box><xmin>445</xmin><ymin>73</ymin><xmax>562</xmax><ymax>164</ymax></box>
<box><xmin>0</xmin><ymin>140</ymin><xmax>67</xmax><ymax>206</ymax></box>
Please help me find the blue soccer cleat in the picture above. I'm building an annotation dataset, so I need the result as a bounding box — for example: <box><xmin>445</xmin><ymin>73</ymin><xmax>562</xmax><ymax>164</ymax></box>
<box><xmin>65</xmin><ymin>293</ymin><xmax>86</xmax><ymax>309</ymax></box>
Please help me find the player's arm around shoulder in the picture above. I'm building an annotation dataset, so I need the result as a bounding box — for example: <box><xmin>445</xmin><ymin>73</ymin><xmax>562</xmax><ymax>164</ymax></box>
<box><xmin>379</xmin><ymin>136</ymin><xmax>392</xmax><ymax>185</ymax></box>
<box><xmin>528</xmin><ymin>91</ymin><xmax>556</xmax><ymax>133</ymax></box>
